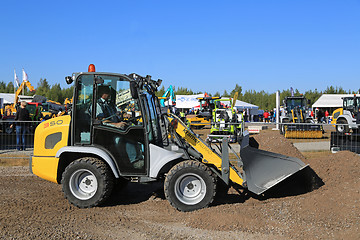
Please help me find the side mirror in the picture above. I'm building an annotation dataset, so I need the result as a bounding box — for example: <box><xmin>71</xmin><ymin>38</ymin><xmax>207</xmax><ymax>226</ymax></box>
<box><xmin>130</xmin><ymin>81</ymin><xmax>139</xmax><ymax>99</ymax></box>
<box><xmin>65</xmin><ymin>76</ymin><xmax>73</xmax><ymax>85</ymax></box>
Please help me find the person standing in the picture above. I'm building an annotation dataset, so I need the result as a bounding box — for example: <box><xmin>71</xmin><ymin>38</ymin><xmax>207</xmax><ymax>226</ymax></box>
<box><xmin>325</xmin><ymin>110</ymin><xmax>329</xmax><ymax>124</ymax></box>
<box><xmin>14</xmin><ymin>101</ymin><xmax>30</xmax><ymax>150</ymax></box>
<box><xmin>263</xmin><ymin>110</ymin><xmax>270</xmax><ymax>123</ymax></box>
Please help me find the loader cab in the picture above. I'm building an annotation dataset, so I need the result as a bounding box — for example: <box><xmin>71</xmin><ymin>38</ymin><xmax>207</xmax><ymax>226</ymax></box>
<box><xmin>343</xmin><ymin>96</ymin><xmax>360</xmax><ymax>112</ymax></box>
<box><xmin>71</xmin><ymin>72</ymin><xmax>163</xmax><ymax>175</ymax></box>
<box><xmin>197</xmin><ymin>96</ymin><xmax>219</xmax><ymax>119</ymax></box>
<box><xmin>284</xmin><ymin>97</ymin><xmax>307</xmax><ymax>112</ymax></box>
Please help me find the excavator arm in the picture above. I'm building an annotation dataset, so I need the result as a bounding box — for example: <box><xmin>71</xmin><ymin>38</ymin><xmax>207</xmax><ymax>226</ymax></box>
<box><xmin>12</xmin><ymin>80</ymin><xmax>36</xmax><ymax>108</ymax></box>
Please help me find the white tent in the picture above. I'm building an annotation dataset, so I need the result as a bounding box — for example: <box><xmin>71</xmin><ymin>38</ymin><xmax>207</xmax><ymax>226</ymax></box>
<box><xmin>0</xmin><ymin>93</ymin><xmax>33</xmax><ymax>109</ymax></box>
<box><xmin>234</xmin><ymin>100</ymin><xmax>259</xmax><ymax>115</ymax></box>
<box><xmin>234</xmin><ymin>100</ymin><xmax>258</xmax><ymax>109</ymax></box>
<box><xmin>176</xmin><ymin>94</ymin><xmax>204</xmax><ymax>109</ymax></box>
<box><xmin>0</xmin><ymin>93</ymin><xmax>15</xmax><ymax>105</ymax></box>
<box><xmin>312</xmin><ymin>94</ymin><xmax>360</xmax><ymax>109</ymax></box>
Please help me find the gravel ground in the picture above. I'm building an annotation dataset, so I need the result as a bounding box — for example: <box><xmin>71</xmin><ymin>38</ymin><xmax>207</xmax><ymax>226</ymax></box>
<box><xmin>0</xmin><ymin>130</ymin><xmax>359</xmax><ymax>239</ymax></box>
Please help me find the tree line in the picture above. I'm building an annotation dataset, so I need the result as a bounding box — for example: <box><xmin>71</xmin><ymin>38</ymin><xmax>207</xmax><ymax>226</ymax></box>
<box><xmin>156</xmin><ymin>84</ymin><xmax>356</xmax><ymax>110</ymax></box>
<box><xmin>0</xmin><ymin>79</ymin><xmax>73</xmax><ymax>104</ymax></box>
<box><xmin>1</xmin><ymin>78</ymin><xmax>356</xmax><ymax>109</ymax></box>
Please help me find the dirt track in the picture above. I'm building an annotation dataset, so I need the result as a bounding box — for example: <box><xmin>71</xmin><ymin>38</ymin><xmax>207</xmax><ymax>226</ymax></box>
<box><xmin>0</xmin><ymin>130</ymin><xmax>359</xmax><ymax>239</ymax></box>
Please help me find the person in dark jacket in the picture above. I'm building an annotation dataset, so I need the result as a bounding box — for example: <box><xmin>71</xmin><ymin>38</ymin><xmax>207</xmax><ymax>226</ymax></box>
<box><xmin>13</xmin><ymin>101</ymin><xmax>30</xmax><ymax>150</ymax></box>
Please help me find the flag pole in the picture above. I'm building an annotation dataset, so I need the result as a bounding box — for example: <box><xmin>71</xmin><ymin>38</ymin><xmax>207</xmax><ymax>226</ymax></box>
<box><xmin>14</xmin><ymin>69</ymin><xmax>16</xmax><ymax>95</ymax></box>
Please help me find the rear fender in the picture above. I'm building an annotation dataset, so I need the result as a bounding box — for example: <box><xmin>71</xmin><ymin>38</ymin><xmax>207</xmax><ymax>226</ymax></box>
<box><xmin>56</xmin><ymin>146</ymin><xmax>120</xmax><ymax>179</ymax></box>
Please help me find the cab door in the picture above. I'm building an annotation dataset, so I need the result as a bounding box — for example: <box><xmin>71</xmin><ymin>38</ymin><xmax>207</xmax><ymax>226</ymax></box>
<box><xmin>91</xmin><ymin>76</ymin><xmax>148</xmax><ymax>176</ymax></box>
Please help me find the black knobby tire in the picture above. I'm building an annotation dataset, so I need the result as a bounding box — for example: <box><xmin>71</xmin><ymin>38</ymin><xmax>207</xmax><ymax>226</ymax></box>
<box><xmin>62</xmin><ymin>157</ymin><xmax>114</xmax><ymax>208</ymax></box>
<box><xmin>164</xmin><ymin>160</ymin><xmax>216</xmax><ymax>212</ymax></box>
<box><xmin>336</xmin><ymin>119</ymin><xmax>349</xmax><ymax>133</ymax></box>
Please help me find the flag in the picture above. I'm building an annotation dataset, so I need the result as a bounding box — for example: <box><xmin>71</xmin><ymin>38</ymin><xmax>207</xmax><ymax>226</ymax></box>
<box><xmin>14</xmin><ymin>69</ymin><xmax>20</xmax><ymax>87</ymax></box>
<box><xmin>290</xmin><ymin>87</ymin><xmax>294</xmax><ymax>97</ymax></box>
<box><xmin>22</xmin><ymin>68</ymin><xmax>28</xmax><ymax>82</ymax></box>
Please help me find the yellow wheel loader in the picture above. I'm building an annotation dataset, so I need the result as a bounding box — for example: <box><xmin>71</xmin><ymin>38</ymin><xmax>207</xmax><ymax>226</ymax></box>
<box><xmin>30</xmin><ymin>65</ymin><xmax>308</xmax><ymax>212</ymax></box>
<box><xmin>187</xmin><ymin>96</ymin><xmax>220</xmax><ymax>129</ymax></box>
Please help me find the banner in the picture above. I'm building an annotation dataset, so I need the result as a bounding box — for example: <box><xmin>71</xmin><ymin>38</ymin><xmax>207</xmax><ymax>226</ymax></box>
<box><xmin>22</xmin><ymin>68</ymin><xmax>28</xmax><ymax>82</ymax></box>
<box><xmin>176</xmin><ymin>94</ymin><xmax>204</xmax><ymax>109</ymax></box>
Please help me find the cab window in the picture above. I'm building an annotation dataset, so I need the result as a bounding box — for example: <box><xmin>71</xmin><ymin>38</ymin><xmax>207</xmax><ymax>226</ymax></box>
<box><xmin>95</xmin><ymin>76</ymin><xmax>143</xmax><ymax>130</ymax></box>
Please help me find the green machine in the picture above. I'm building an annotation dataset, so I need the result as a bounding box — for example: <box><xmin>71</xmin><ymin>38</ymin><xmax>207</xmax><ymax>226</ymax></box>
<box><xmin>209</xmin><ymin>95</ymin><xmax>243</xmax><ymax>143</ymax></box>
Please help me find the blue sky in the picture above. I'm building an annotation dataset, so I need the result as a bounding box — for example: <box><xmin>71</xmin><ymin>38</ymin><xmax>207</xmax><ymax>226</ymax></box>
<box><xmin>0</xmin><ymin>0</ymin><xmax>359</xmax><ymax>95</ymax></box>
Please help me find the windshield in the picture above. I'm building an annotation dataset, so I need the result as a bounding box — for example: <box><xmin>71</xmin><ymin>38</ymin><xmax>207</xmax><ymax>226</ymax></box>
<box><xmin>199</xmin><ymin>99</ymin><xmax>215</xmax><ymax>111</ymax></box>
<box><xmin>286</xmin><ymin>98</ymin><xmax>306</xmax><ymax>111</ymax></box>
<box><xmin>343</xmin><ymin>97</ymin><xmax>359</xmax><ymax>109</ymax></box>
<box><xmin>26</xmin><ymin>105</ymin><xmax>37</xmax><ymax>114</ymax></box>
<box><xmin>95</xmin><ymin>75</ymin><xmax>143</xmax><ymax>128</ymax></box>
<box><xmin>215</xmin><ymin>99</ymin><xmax>232</xmax><ymax>109</ymax></box>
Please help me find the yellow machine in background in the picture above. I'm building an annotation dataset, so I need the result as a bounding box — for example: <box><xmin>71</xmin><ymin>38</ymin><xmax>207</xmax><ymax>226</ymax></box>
<box><xmin>187</xmin><ymin>96</ymin><xmax>220</xmax><ymax>129</ymax></box>
<box><xmin>331</xmin><ymin>108</ymin><xmax>342</xmax><ymax>126</ymax></box>
<box><xmin>280</xmin><ymin>96</ymin><xmax>323</xmax><ymax>139</ymax></box>
<box><xmin>1</xmin><ymin>80</ymin><xmax>36</xmax><ymax>116</ymax></box>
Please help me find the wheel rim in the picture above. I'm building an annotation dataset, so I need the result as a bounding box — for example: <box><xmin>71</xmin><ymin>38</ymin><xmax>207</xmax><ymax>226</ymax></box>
<box><xmin>337</xmin><ymin>124</ymin><xmax>344</xmax><ymax>133</ymax></box>
<box><xmin>174</xmin><ymin>173</ymin><xmax>206</xmax><ymax>205</ymax></box>
<box><xmin>69</xmin><ymin>169</ymin><xmax>98</xmax><ymax>200</ymax></box>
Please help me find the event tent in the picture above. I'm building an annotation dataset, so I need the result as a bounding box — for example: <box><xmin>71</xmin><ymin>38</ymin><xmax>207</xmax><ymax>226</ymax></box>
<box><xmin>234</xmin><ymin>100</ymin><xmax>259</xmax><ymax>115</ymax></box>
<box><xmin>312</xmin><ymin>94</ymin><xmax>360</xmax><ymax>109</ymax></box>
<box><xmin>0</xmin><ymin>93</ymin><xmax>34</xmax><ymax>109</ymax></box>
<box><xmin>234</xmin><ymin>100</ymin><xmax>258</xmax><ymax>109</ymax></box>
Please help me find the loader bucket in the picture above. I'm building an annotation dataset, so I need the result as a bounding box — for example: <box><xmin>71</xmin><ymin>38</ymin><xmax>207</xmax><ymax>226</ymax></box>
<box><xmin>240</xmin><ymin>146</ymin><xmax>308</xmax><ymax>195</ymax></box>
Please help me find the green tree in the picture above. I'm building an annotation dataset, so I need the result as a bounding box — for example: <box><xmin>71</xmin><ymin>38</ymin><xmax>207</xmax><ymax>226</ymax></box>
<box><xmin>36</xmin><ymin>78</ymin><xmax>51</xmax><ymax>97</ymax></box>
<box><xmin>62</xmin><ymin>86</ymin><xmax>74</xmax><ymax>101</ymax></box>
<box><xmin>47</xmin><ymin>84</ymin><xmax>63</xmax><ymax>103</ymax></box>
<box><xmin>156</xmin><ymin>86</ymin><xmax>166</xmax><ymax>97</ymax></box>
<box><xmin>5</xmin><ymin>82</ymin><xmax>14</xmax><ymax>93</ymax></box>
<box><xmin>222</xmin><ymin>90</ymin><xmax>229</xmax><ymax>97</ymax></box>
<box><xmin>175</xmin><ymin>86</ymin><xmax>194</xmax><ymax>95</ymax></box>
<box><xmin>0</xmin><ymin>81</ymin><xmax>6</xmax><ymax>92</ymax></box>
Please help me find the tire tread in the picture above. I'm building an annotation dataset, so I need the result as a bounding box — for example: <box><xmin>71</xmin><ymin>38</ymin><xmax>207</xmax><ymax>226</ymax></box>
<box><xmin>164</xmin><ymin>160</ymin><xmax>216</xmax><ymax>212</ymax></box>
<box><xmin>62</xmin><ymin>157</ymin><xmax>114</xmax><ymax>208</ymax></box>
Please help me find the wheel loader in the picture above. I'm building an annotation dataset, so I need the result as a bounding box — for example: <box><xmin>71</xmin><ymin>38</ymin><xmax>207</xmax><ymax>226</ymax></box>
<box><xmin>209</xmin><ymin>95</ymin><xmax>243</xmax><ymax>143</ymax></box>
<box><xmin>187</xmin><ymin>96</ymin><xmax>220</xmax><ymax>129</ymax></box>
<box><xmin>280</xmin><ymin>96</ymin><xmax>323</xmax><ymax>139</ymax></box>
<box><xmin>30</xmin><ymin>65</ymin><xmax>308</xmax><ymax>212</ymax></box>
<box><xmin>331</xmin><ymin>95</ymin><xmax>360</xmax><ymax>133</ymax></box>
